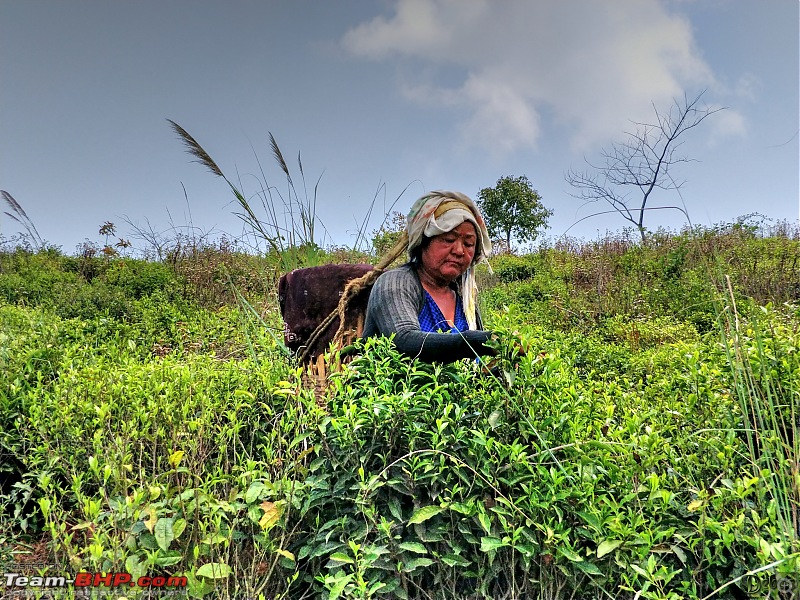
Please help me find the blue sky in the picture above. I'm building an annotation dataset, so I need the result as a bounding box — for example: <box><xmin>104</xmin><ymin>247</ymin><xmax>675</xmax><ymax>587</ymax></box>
<box><xmin>1</xmin><ymin>0</ymin><xmax>797</xmax><ymax>254</ymax></box>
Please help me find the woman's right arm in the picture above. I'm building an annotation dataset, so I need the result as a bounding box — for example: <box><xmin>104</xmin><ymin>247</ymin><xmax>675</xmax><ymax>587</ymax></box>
<box><xmin>366</xmin><ymin>269</ymin><xmax>493</xmax><ymax>363</ymax></box>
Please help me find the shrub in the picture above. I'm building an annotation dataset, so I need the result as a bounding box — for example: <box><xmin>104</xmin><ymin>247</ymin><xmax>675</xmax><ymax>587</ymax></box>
<box><xmin>104</xmin><ymin>259</ymin><xmax>177</xmax><ymax>299</ymax></box>
<box><xmin>2</xmin><ymin>225</ymin><xmax>799</xmax><ymax>598</ymax></box>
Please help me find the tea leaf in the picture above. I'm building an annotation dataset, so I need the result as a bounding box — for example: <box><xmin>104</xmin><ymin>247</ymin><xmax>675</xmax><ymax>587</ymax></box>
<box><xmin>138</xmin><ymin>533</ymin><xmax>159</xmax><ymax>550</ymax></box>
<box><xmin>597</xmin><ymin>539</ymin><xmax>623</xmax><ymax>558</ymax></box>
<box><xmin>275</xmin><ymin>548</ymin><xmax>295</xmax><ymax>564</ymax></box>
<box><xmin>172</xmin><ymin>518</ymin><xmax>187</xmax><ymax>540</ymax></box>
<box><xmin>388</xmin><ymin>496</ymin><xmax>403</xmax><ymax>521</ymax></box>
<box><xmin>441</xmin><ymin>553</ymin><xmax>471</xmax><ymax>567</ymax></box>
<box><xmin>142</xmin><ymin>507</ymin><xmax>157</xmax><ymax>534</ymax></box>
<box><xmin>575</xmin><ymin>559</ymin><xmax>603</xmax><ymax>576</ymax></box>
<box><xmin>246</xmin><ymin>481</ymin><xmax>267</xmax><ymax>504</ymax></box>
<box><xmin>154</xmin><ymin>552</ymin><xmax>183</xmax><ymax>567</ymax></box>
<box><xmin>408</xmin><ymin>505</ymin><xmax>444</xmax><ymax>525</ymax></box>
<box><xmin>398</xmin><ymin>542</ymin><xmax>427</xmax><ymax>554</ymax></box>
<box><xmin>402</xmin><ymin>557</ymin><xmax>434</xmax><ymax>572</ymax></box>
<box><xmin>448</xmin><ymin>501</ymin><xmax>473</xmax><ymax>515</ymax></box>
<box><xmin>154</xmin><ymin>517</ymin><xmax>174</xmax><ymax>551</ymax></box>
<box><xmin>480</xmin><ymin>537</ymin><xmax>506</xmax><ymax>552</ymax></box>
<box><xmin>671</xmin><ymin>544</ymin><xmax>687</xmax><ymax>565</ymax></box>
<box><xmin>259</xmin><ymin>500</ymin><xmax>281</xmax><ymax>530</ymax></box>
<box><xmin>125</xmin><ymin>555</ymin><xmax>146</xmax><ymax>581</ymax></box>
<box><xmin>329</xmin><ymin>552</ymin><xmax>354</xmax><ymax>564</ymax></box>
<box><xmin>196</xmin><ymin>562</ymin><xmax>232</xmax><ymax>579</ymax></box>
<box><xmin>477</xmin><ymin>511</ymin><xmax>492</xmax><ymax>534</ymax></box>
<box><xmin>559</xmin><ymin>547</ymin><xmax>583</xmax><ymax>562</ymax></box>
<box><xmin>328</xmin><ymin>574</ymin><xmax>353</xmax><ymax>600</ymax></box>
<box><xmin>168</xmin><ymin>450</ymin><xmax>184</xmax><ymax>468</ymax></box>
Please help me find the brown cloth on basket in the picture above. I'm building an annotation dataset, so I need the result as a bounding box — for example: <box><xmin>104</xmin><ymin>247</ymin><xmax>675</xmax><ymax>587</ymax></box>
<box><xmin>278</xmin><ymin>263</ymin><xmax>374</xmax><ymax>362</ymax></box>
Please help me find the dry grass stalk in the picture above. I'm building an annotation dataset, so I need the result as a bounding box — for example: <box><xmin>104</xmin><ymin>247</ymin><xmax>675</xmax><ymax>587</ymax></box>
<box><xmin>167</xmin><ymin>119</ymin><xmax>224</xmax><ymax>178</ymax></box>
<box><xmin>2</xmin><ymin>190</ymin><xmax>43</xmax><ymax>249</ymax></box>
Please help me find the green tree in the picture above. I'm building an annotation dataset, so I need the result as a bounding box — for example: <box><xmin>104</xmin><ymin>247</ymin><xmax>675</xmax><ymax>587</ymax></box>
<box><xmin>477</xmin><ymin>175</ymin><xmax>552</xmax><ymax>250</ymax></box>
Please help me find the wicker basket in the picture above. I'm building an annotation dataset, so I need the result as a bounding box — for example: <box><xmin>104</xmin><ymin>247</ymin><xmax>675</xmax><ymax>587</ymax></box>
<box><xmin>300</xmin><ymin>313</ymin><xmax>365</xmax><ymax>406</ymax></box>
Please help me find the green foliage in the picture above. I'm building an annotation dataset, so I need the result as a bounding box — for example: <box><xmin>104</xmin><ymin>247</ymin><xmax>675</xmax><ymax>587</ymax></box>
<box><xmin>0</xmin><ymin>247</ymin><xmax>81</xmax><ymax>306</ymax></box>
<box><xmin>103</xmin><ymin>259</ymin><xmax>174</xmax><ymax>298</ymax></box>
<box><xmin>279</xmin><ymin>323</ymin><xmax>797</xmax><ymax>598</ymax></box>
<box><xmin>481</xmin><ymin>226</ymin><xmax>800</xmax><ymax>338</ymax></box>
<box><xmin>371</xmin><ymin>211</ymin><xmax>407</xmax><ymax>258</ymax></box>
<box><xmin>1</xmin><ymin>226</ymin><xmax>799</xmax><ymax>599</ymax></box>
<box><xmin>0</xmin><ymin>300</ymin><xmax>304</xmax><ymax>598</ymax></box>
<box><xmin>477</xmin><ymin>175</ymin><xmax>552</xmax><ymax>249</ymax></box>
<box><xmin>487</xmin><ymin>253</ymin><xmax>540</xmax><ymax>283</ymax></box>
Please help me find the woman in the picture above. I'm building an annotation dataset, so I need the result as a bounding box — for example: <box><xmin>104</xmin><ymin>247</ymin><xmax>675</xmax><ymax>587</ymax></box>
<box><xmin>362</xmin><ymin>190</ymin><xmax>497</xmax><ymax>363</ymax></box>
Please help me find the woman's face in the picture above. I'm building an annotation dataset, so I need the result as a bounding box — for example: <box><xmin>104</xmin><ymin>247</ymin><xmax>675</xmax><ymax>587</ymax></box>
<box><xmin>420</xmin><ymin>221</ymin><xmax>477</xmax><ymax>284</ymax></box>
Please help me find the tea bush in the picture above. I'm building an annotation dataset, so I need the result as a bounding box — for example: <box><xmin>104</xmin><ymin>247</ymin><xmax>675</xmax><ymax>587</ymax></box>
<box><xmin>481</xmin><ymin>225</ymin><xmax>800</xmax><ymax>337</ymax></box>
<box><xmin>1</xmin><ymin>228</ymin><xmax>798</xmax><ymax>599</ymax></box>
<box><xmin>273</xmin><ymin>321</ymin><xmax>797</xmax><ymax>599</ymax></box>
<box><xmin>103</xmin><ymin>259</ymin><xmax>176</xmax><ymax>299</ymax></box>
<box><xmin>1</xmin><ymin>301</ymin><xmax>305</xmax><ymax>597</ymax></box>
<box><xmin>0</xmin><ymin>249</ymin><xmax>81</xmax><ymax>306</ymax></box>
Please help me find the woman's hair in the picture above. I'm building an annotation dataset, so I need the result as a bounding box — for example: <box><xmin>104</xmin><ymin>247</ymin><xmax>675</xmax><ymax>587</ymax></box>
<box><xmin>409</xmin><ymin>235</ymin><xmax>432</xmax><ymax>267</ymax></box>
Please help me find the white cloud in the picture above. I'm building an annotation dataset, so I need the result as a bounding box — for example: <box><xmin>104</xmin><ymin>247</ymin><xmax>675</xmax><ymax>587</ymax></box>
<box><xmin>457</xmin><ymin>74</ymin><xmax>541</xmax><ymax>155</ymax></box>
<box><xmin>342</xmin><ymin>0</ymin><xmax>724</xmax><ymax>154</ymax></box>
<box><xmin>709</xmin><ymin>106</ymin><xmax>747</xmax><ymax>141</ymax></box>
<box><xmin>733</xmin><ymin>73</ymin><xmax>760</xmax><ymax>101</ymax></box>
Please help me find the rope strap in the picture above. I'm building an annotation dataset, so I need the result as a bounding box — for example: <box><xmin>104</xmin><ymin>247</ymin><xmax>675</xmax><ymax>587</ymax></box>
<box><xmin>296</xmin><ymin>231</ymin><xmax>409</xmax><ymax>364</ymax></box>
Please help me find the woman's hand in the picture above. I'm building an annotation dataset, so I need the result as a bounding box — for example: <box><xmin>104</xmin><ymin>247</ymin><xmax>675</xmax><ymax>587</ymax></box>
<box><xmin>487</xmin><ymin>330</ymin><xmax>528</xmax><ymax>359</ymax></box>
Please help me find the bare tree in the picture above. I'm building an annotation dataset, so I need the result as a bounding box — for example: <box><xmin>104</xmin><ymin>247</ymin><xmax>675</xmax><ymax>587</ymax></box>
<box><xmin>566</xmin><ymin>91</ymin><xmax>724</xmax><ymax>241</ymax></box>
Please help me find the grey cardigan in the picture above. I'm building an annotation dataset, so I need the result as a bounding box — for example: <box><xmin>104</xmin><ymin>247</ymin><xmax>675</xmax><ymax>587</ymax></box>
<box><xmin>361</xmin><ymin>263</ymin><xmax>494</xmax><ymax>363</ymax></box>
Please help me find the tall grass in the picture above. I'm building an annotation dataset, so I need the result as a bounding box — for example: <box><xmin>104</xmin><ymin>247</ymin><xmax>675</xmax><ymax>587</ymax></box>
<box><xmin>1</xmin><ymin>190</ymin><xmax>44</xmax><ymax>252</ymax></box>
<box><xmin>718</xmin><ymin>290</ymin><xmax>799</xmax><ymax>546</ymax></box>
<box><xmin>168</xmin><ymin>120</ymin><xmax>327</xmax><ymax>271</ymax></box>
<box><xmin>167</xmin><ymin>121</ymin><xmax>417</xmax><ymax>275</ymax></box>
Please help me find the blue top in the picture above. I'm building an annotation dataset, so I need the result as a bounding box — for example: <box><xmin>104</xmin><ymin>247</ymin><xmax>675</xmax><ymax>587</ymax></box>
<box><xmin>418</xmin><ymin>289</ymin><xmax>469</xmax><ymax>333</ymax></box>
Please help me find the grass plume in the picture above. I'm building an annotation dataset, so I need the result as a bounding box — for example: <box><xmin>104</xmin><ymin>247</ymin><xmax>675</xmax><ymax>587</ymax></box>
<box><xmin>169</xmin><ymin>120</ymin><xmax>331</xmax><ymax>269</ymax></box>
<box><xmin>269</xmin><ymin>132</ymin><xmax>290</xmax><ymax>182</ymax></box>
<box><xmin>2</xmin><ymin>190</ymin><xmax>43</xmax><ymax>250</ymax></box>
<box><xmin>167</xmin><ymin>119</ymin><xmax>224</xmax><ymax>178</ymax></box>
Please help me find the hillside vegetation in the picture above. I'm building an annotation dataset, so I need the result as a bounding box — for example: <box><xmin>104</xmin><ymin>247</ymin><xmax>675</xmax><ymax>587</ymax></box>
<box><xmin>0</xmin><ymin>223</ymin><xmax>798</xmax><ymax>599</ymax></box>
